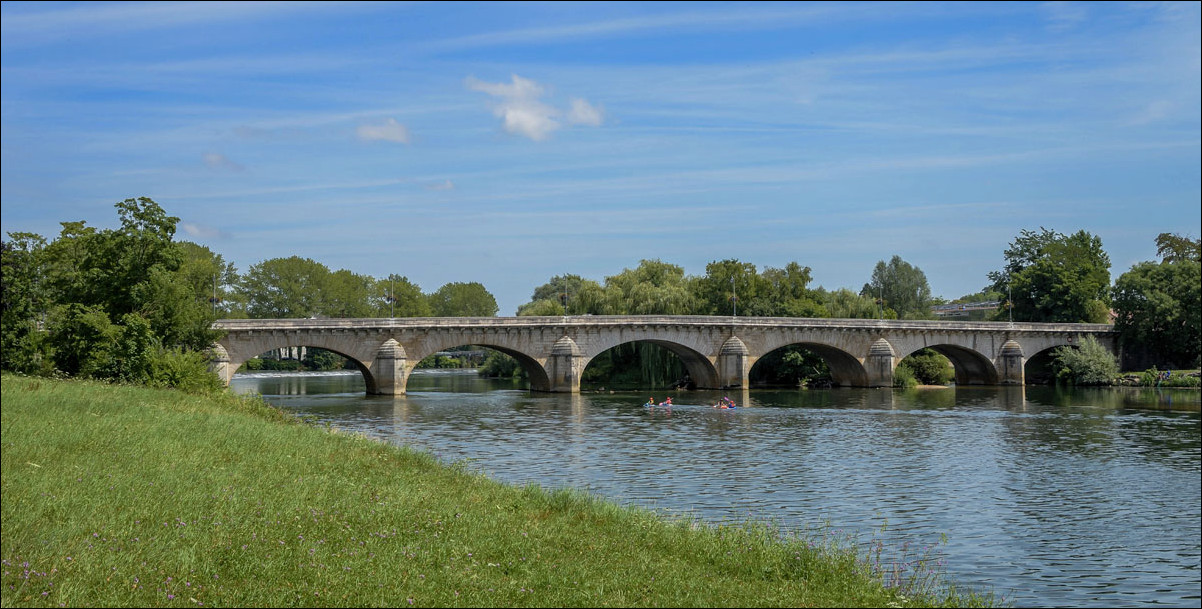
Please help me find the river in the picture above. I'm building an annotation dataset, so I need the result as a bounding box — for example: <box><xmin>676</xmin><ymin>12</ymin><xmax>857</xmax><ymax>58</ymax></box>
<box><xmin>231</xmin><ymin>370</ymin><xmax>1201</xmax><ymax>608</ymax></box>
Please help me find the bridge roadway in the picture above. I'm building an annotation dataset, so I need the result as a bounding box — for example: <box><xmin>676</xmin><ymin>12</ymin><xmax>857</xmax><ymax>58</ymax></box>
<box><xmin>210</xmin><ymin>315</ymin><xmax>1118</xmax><ymax>394</ymax></box>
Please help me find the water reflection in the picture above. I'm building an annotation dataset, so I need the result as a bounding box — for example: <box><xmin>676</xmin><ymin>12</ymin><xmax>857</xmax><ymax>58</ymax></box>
<box><xmin>232</xmin><ymin>371</ymin><xmax>1201</xmax><ymax>608</ymax></box>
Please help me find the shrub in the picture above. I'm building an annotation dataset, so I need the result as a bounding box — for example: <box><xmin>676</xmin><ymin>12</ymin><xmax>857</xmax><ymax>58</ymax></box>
<box><xmin>892</xmin><ymin>363</ymin><xmax>918</xmax><ymax>389</ymax></box>
<box><xmin>898</xmin><ymin>348</ymin><xmax>954</xmax><ymax>385</ymax></box>
<box><xmin>1053</xmin><ymin>336</ymin><xmax>1118</xmax><ymax>385</ymax></box>
<box><xmin>147</xmin><ymin>347</ymin><xmax>224</xmax><ymax>394</ymax></box>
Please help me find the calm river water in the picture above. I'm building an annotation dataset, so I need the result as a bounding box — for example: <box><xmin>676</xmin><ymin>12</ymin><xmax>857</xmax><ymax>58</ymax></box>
<box><xmin>232</xmin><ymin>370</ymin><xmax>1201</xmax><ymax>608</ymax></box>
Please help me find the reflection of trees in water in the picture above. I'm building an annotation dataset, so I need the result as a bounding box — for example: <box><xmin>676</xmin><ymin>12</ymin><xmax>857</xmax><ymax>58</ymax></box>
<box><xmin>1001</xmin><ymin>386</ymin><xmax>1201</xmax><ymax>468</ymax></box>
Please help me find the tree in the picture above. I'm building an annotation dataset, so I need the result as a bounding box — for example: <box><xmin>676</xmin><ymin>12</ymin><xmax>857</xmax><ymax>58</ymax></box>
<box><xmin>428</xmin><ymin>282</ymin><xmax>499</xmax><ymax>317</ymax></box>
<box><xmin>692</xmin><ymin>259</ymin><xmax>764</xmax><ymax>316</ymax></box>
<box><xmin>176</xmin><ymin>241</ymin><xmax>239</xmax><ymax>317</ymax></box>
<box><xmin>602</xmin><ymin>260</ymin><xmax>694</xmax><ymax>315</ymax></box>
<box><xmin>516</xmin><ymin>274</ymin><xmax>604</xmax><ymax>316</ymax></box>
<box><xmin>1155</xmin><ymin>232</ymin><xmax>1201</xmax><ymax>264</ymax></box>
<box><xmin>324</xmin><ymin>269</ymin><xmax>376</xmax><ymax>318</ymax></box>
<box><xmin>1</xmin><ymin>233</ymin><xmax>50</xmax><ymax>374</ymax></box>
<box><xmin>815</xmin><ymin>288</ymin><xmax>879</xmax><ymax>319</ymax></box>
<box><xmin>239</xmin><ymin>256</ymin><xmax>332</xmax><ymax>318</ymax></box>
<box><xmin>2</xmin><ymin>199</ymin><xmax>228</xmax><ymax>390</ymax></box>
<box><xmin>860</xmin><ymin>255</ymin><xmax>934</xmax><ymax>320</ymax></box>
<box><xmin>760</xmin><ymin>262</ymin><xmax>827</xmax><ymax>317</ymax></box>
<box><xmin>988</xmin><ymin>228</ymin><xmax>1111</xmax><ymax>323</ymax></box>
<box><xmin>377</xmin><ymin>274</ymin><xmax>431</xmax><ymax>317</ymax></box>
<box><xmin>1112</xmin><ymin>256</ymin><xmax>1201</xmax><ymax>369</ymax></box>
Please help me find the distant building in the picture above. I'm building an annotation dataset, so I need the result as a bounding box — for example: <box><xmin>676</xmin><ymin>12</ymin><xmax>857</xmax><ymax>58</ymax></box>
<box><xmin>932</xmin><ymin>301</ymin><xmax>1001</xmax><ymax>320</ymax></box>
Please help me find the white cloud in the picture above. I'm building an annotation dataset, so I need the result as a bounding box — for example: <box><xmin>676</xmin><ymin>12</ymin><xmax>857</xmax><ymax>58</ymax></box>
<box><xmin>203</xmin><ymin>152</ymin><xmax>245</xmax><ymax>172</ymax></box>
<box><xmin>426</xmin><ymin>179</ymin><xmax>455</xmax><ymax>191</ymax></box>
<box><xmin>567</xmin><ymin>98</ymin><xmax>605</xmax><ymax>126</ymax></box>
<box><xmin>179</xmin><ymin>221</ymin><xmax>227</xmax><ymax>239</ymax></box>
<box><xmin>356</xmin><ymin>118</ymin><xmax>411</xmax><ymax>143</ymax></box>
<box><xmin>466</xmin><ymin>74</ymin><xmax>605</xmax><ymax>141</ymax></box>
<box><xmin>466</xmin><ymin>74</ymin><xmax>560</xmax><ymax>141</ymax></box>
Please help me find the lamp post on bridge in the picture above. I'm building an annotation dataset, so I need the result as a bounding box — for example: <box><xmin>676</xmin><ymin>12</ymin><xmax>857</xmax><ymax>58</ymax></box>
<box><xmin>386</xmin><ymin>278</ymin><xmax>397</xmax><ymax>318</ymax></box>
<box><xmin>209</xmin><ymin>274</ymin><xmax>222</xmax><ymax>314</ymax></box>
<box><xmin>730</xmin><ymin>276</ymin><xmax>738</xmax><ymax>317</ymax></box>
<box><xmin>1007</xmin><ymin>282</ymin><xmax>1013</xmax><ymax>323</ymax></box>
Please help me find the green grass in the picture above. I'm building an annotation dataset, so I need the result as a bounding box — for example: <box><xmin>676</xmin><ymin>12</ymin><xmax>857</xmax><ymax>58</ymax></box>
<box><xmin>1</xmin><ymin>374</ymin><xmax>995</xmax><ymax>607</ymax></box>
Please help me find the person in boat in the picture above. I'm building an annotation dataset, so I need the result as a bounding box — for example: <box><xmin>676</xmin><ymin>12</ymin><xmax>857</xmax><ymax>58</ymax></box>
<box><xmin>645</xmin><ymin>397</ymin><xmax>655</xmax><ymax>407</ymax></box>
<box><xmin>659</xmin><ymin>397</ymin><xmax>672</xmax><ymax>407</ymax></box>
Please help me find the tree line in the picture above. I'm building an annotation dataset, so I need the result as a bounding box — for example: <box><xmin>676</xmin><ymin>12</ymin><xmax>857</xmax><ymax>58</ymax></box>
<box><xmin>2</xmin><ymin>198</ymin><xmax>1199</xmax><ymax>392</ymax></box>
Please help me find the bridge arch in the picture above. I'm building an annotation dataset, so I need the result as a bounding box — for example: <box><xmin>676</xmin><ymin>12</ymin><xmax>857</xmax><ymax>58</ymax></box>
<box><xmin>748</xmin><ymin>342</ymin><xmax>870</xmax><ymax>387</ymax></box>
<box><xmin>406</xmin><ymin>340</ymin><xmax>552</xmax><ymax>392</ymax></box>
<box><xmin>895</xmin><ymin>344</ymin><xmax>1000</xmax><ymax>385</ymax></box>
<box><xmin>219</xmin><ymin>338</ymin><xmax>380</xmax><ymax>393</ymax></box>
<box><xmin>578</xmin><ymin>338</ymin><xmax>720</xmax><ymax>390</ymax></box>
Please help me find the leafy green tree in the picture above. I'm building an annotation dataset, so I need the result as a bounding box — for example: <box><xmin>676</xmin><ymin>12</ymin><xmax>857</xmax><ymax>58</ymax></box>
<box><xmin>239</xmin><ymin>256</ymin><xmax>332</xmax><ymax>318</ymax></box>
<box><xmin>428</xmin><ymin>282</ymin><xmax>499</xmax><ymax>317</ymax></box>
<box><xmin>988</xmin><ymin>228</ymin><xmax>1111</xmax><ymax>323</ymax></box>
<box><xmin>761</xmin><ymin>262</ymin><xmax>827</xmax><ymax>317</ymax></box>
<box><xmin>1155</xmin><ymin>232</ymin><xmax>1201</xmax><ymax>263</ymax></box>
<box><xmin>44</xmin><ymin>303</ymin><xmax>120</xmax><ymax>378</ymax></box>
<box><xmin>692</xmin><ymin>259</ymin><xmax>764</xmax><ymax>316</ymax></box>
<box><xmin>860</xmin><ymin>255</ymin><xmax>934</xmax><ymax>320</ymax></box>
<box><xmin>602</xmin><ymin>260</ymin><xmax>694</xmax><ymax>315</ymax></box>
<box><xmin>2</xmin><ymin>199</ymin><xmax>225</xmax><ymax>390</ymax></box>
<box><xmin>1</xmin><ymin>233</ymin><xmax>50</xmax><ymax>374</ymax></box>
<box><xmin>1112</xmin><ymin>255</ymin><xmax>1201</xmax><ymax>369</ymax></box>
<box><xmin>106</xmin><ymin>197</ymin><xmax>183</xmax><ymax>316</ymax></box>
<box><xmin>377</xmin><ymin>274</ymin><xmax>432</xmax><ymax>317</ymax></box>
<box><xmin>517</xmin><ymin>274</ymin><xmax>605</xmax><ymax>315</ymax></box>
<box><xmin>133</xmin><ymin>265</ymin><xmax>220</xmax><ymax>351</ymax></box>
<box><xmin>517</xmin><ymin>299</ymin><xmax>566</xmax><ymax>316</ymax></box>
<box><xmin>815</xmin><ymin>288</ymin><xmax>879</xmax><ymax>319</ymax></box>
<box><xmin>176</xmin><ymin>242</ymin><xmax>239</xmax><ymax>317</ymax></box>
<box><xmin>323</xmin><ymin>269</ymin><xmax>376</xmax><ymax>318</ymax></box>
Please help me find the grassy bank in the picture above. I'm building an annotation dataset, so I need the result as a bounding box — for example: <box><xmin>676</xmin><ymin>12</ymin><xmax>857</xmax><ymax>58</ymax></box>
<box><xmin>1</xmin><ymin>374</ymin><xmax>991</xmax><ymax>607</ymax></box>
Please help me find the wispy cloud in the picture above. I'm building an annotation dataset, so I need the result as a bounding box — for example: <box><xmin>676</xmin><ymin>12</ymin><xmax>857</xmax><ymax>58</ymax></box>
<box><xmin>567</xmin><ymin>98</ymin><xmax>605</xmax><ymax>127</ymax></box>
<box><xmin>179</xmin><ymin>221</ymin><xmax>228</xmax><ymax>240</ymax></box>
<box><xmin>425</xmin><ymin>179</ymin><xmax>455</xmax><ymax>191</ymax></box>
<box><xmin>356</xmin><ymin>118</ymin><xmax>411</xmax><ymax>144</ymax></box>
<box><xmin>202</xmin><ymin>152</ymin><xmax>245</xmax><ymax>172</ymax></box>
<box><xmin>0</xmin><ymin>1</ymin><xmax>379</xmax><ymax>46</ymax></box>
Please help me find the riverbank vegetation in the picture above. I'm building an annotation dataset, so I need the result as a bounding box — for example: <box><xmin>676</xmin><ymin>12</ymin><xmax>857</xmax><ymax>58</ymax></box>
<box><xmin>2</xmin><ymin>197</ymin><xmax>1199</xmax><ymax>389</ymax></box>
<box><xmin>1</xmin><ymin>374</ymin><xmax>995</xmax><ymax>608</ymax></box>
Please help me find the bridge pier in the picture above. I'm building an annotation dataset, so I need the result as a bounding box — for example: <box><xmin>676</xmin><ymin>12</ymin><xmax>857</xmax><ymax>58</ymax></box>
<box><xmin>546</xmin><ymin>336</ymin><xmax>585</xmax><ymax>393</ymax></box>
<box><xmin>864</xmin><ymin>338</ymin><xmax>895</xmax><ymax>388</ymax></box>
<box><xmin>372</xmin><ymin>339</ymin><xmax>407</xmax><ymax>395</ymax></box>
<box><xmin>717</xmin><ymin>336</ymin><xmax>750</xmax><ymax>389</ymax></box>
<box><xmin>997</xmin><ymin>340</ymin><xmax>1025</xmax><ymax>385</ymax></box>
<box><xmin>207</xmin><ymin>344</ymin><xmax>233</xmax><ymax>386</ymax></box>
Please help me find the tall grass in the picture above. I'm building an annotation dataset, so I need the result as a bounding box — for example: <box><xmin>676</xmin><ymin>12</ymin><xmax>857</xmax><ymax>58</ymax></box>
<box><xmin>1</xmin><ymin>374</ymin><xmax>995</xmax><ymax>607</ymax></box>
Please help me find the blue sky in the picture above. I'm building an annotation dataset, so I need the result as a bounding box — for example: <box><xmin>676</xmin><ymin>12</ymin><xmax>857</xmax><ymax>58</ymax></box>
<box><xmin>2</xmin><ymin>1</ymin><xmax>1199</xmax><ymax>315</ymax></box>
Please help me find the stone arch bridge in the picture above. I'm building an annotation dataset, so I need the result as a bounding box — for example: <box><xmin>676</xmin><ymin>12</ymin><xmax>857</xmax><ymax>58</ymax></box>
<box><xmin>210</xmin><ymin>316</ymin><xmax>1117</xmax><ymax>394</ymax></box>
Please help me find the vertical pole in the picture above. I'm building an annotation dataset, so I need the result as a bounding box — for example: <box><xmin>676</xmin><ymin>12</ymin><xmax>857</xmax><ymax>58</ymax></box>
<box><xmin>731</xmin><ymin>276</ymin><xmax>737</xmax><ymax>317</ymax></box>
